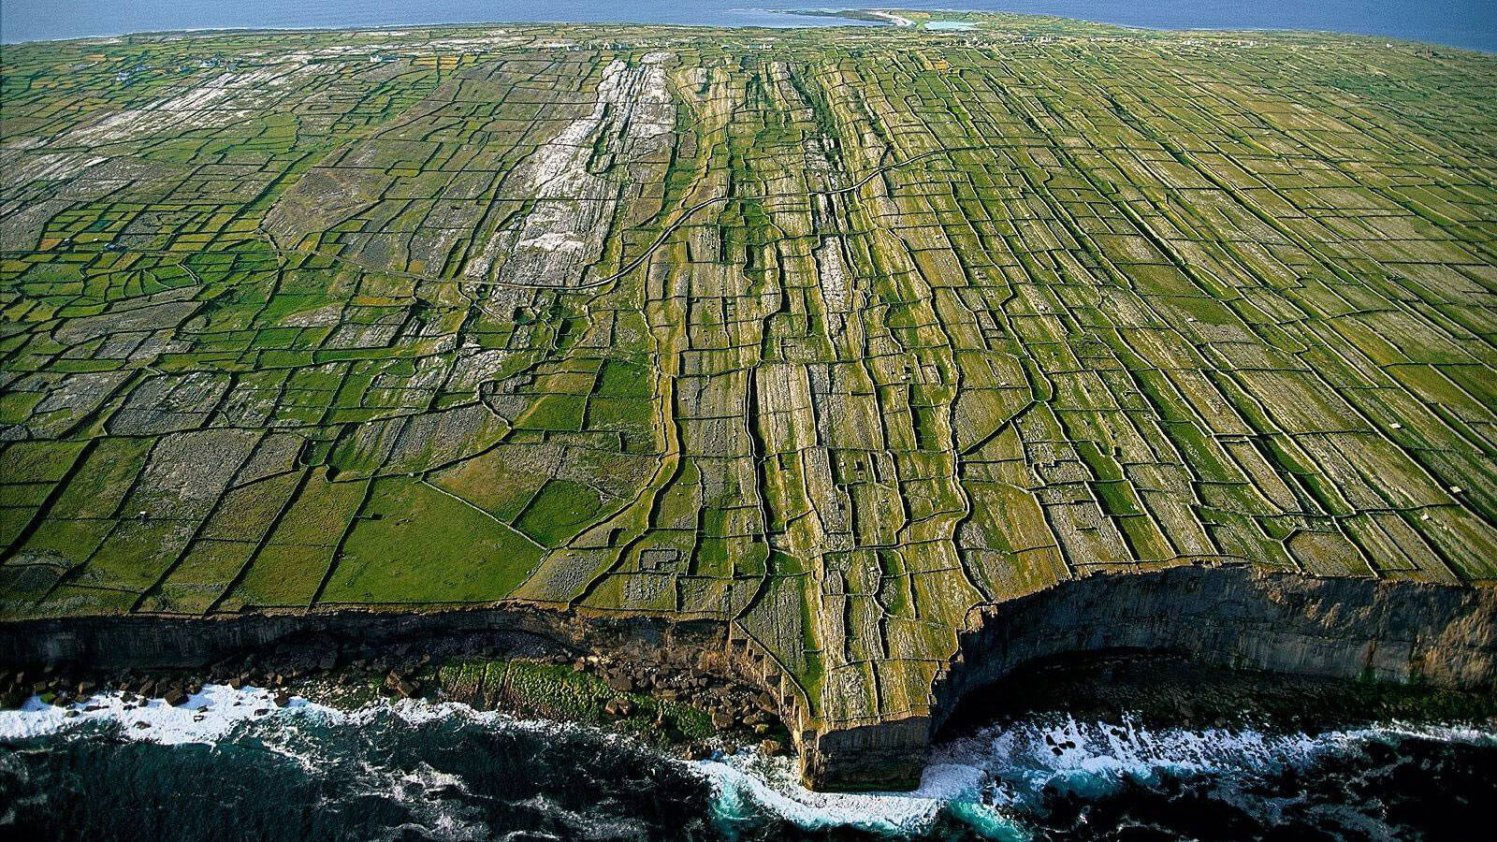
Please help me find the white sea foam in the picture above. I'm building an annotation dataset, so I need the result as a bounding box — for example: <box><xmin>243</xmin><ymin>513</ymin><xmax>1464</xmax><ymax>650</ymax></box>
<box><xmin>7</xmin><ymin>687</ymin><xmax>1492</xmax><ymax>840</ymax></box>
<box><xmin>946</xmin><ymin>715</ymin><xmax>1497</xmax><ymax>807</ymax></box>
<box><xmin>0</xmin><ymin>684</ymin><xmax>340</xmax><ymax>745</ymax></box>
<box><xmin>0</xmin><ymin>683</ymin><xmax>633</xmax><ymax>751</ymax></box>
<box><xmin>697</xmin><ymin>753</ymin><xmax>954</xmax><ymax>836</ymax></box>
<box><xmin>353</xmin><ymin>760</ymin><xmax>490</xmax><ymax>842</ymax></box>
<box><xmin>0</xmin><ymin>685</ymin><xmax>574</xmax><ymax>840</ymax></box>
<box><xmin>694</xmin><ymin>716</ymin><xmax>1497</xmax><ymax>839</ymax></box>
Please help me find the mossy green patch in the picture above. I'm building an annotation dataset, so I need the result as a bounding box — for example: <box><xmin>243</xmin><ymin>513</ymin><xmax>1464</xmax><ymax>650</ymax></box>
<box><xmin>327</xmin><ymin>477</ymin><xmax>541</xmax><ymax>603</ymax></box>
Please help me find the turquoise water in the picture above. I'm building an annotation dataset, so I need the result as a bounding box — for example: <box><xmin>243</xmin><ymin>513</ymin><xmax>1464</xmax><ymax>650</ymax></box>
<box><xmin>1</xmin><ymin>1</ymin><xmax>1494</xmax><ymax>51</ymax></box>
<box><xmin>3</xmin><ymin>687</ymin><xmax>1496</xmax><ymax>840</ymax></box>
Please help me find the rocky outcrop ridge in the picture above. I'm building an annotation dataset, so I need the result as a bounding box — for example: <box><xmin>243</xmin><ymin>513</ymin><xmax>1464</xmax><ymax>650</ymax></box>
<box><xmin>804</xmin><ymin>565</ymin><xmax>1496</xmax><ymax>789</ymax></box>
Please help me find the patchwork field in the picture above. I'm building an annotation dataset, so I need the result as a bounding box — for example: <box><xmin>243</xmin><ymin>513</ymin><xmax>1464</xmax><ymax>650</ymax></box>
<box><xmin>3</xmin><ymin>11</ymin><xmax>1496</xmax><ymax>770</ymax></box>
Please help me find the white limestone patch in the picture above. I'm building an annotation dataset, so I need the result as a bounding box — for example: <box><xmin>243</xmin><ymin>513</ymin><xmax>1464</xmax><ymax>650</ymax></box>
<box><xmin>464</xmin><ymin>53</ymin><xmax>675</xmax><ymax>288</ymax></box>
<box><xmin>814</xmin><ymin>237</ymin><xmax>851</xmax><ymax>317</ymax></box>
<box><xmin>64</xmin><ymin>61</ymin><xmax>331</xmax><ymax>146</ymax></box>
<box><xmin>0</xmin><ymin>151</ymin><xmax>109</xmax><ymax>188</ymax></box>
<box><xmin>869</xmin><ymin>11</ymin><xmax>916</xmax><ymax>28</ymax></box>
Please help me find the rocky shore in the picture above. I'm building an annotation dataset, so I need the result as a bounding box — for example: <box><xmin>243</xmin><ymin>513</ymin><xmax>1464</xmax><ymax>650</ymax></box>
<box><xmin>0</xmin><ymin>637</ymin><xmax>790</xmax><ymax>760</ymax></box>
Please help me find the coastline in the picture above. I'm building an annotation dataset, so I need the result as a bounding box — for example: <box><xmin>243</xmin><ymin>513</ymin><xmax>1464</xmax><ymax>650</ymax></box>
<box><xmin>5</xmin><ymin>567</ymin><xmax>1494</xmax><ymax>791</ymax></box>
<box><xmin>8</xmin><ymin>646</ymin><xmax>1494</xmax><ymax>758</ymax></box>
<box><xmin>4</xmin><ymin>647</ymin><xmax>1495</xmax><ymax>841</ymax></box>
<box><xmin>940</xmin><ymin>651</ymin><xmax>1497</xmax><ymax>740</ymax></box>
<box><xmin>0</xmin><ymin>8</ymin><xmax>887</xmax><ymax>47</ymax></box>
<box><xmin>0</xmin><ymin>610</ymin><xmax>792</xmax><ymax>760</ymax></box>
<box><xmin>2</xmin><ymin>8</ymin><xmax>1492</xmax><ymax>54</ymax></box>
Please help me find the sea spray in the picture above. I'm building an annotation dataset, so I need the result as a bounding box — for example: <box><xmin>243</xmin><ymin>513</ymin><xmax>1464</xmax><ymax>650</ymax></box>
<box><xmin>3</xmin><ymin>688</ymin><xmax>1495</xmax><ymax>840</ymax></box>
<box><xmin>0</xmin><ymin>684</ymin><xmax>330</xmax><ymax>744</ymax></box>
<box><xmin>0</xmin><ymin>686</ymin><xmax>717</xmax><ymax>841</ymax></box>
<box><xmin>698</xmin><ymin>752</ymin><xmax>949</xmax><ymax>837</ymax></box>
<box><xmin>693</xmin><ymin>714</ymin><xmax>1497</xmax><ymax>841</ymax></box>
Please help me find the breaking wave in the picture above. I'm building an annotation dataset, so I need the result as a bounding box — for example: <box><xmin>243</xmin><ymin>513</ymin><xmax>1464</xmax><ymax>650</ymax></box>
<box><xmin>704</xmin><ymin>716</ymin><xmax>1497</xmax><ymax>840</ymax></box>
<box><xmin>2</xmin><ymin>686</ymin><xmax>1494</xmax><ymax>840</ymax></box>
<box><xmin>0</xmin><ymin>685</ymin><xmax>714</xmax><ymax>840</ymax></box>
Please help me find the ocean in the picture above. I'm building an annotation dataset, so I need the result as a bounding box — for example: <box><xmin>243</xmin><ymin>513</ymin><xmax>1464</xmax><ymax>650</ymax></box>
<box><xmin>2</xmin><ymin>685</ymin><xmax>1495</xmax><ymax>840</ymax></box>
<box><xmin>1</xmin><ymin>1</ymin><xmax>1494</xmax><ymax>52</ymax></box>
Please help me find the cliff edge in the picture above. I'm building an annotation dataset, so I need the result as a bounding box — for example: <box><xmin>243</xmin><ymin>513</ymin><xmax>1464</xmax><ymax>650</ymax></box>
<box><xmin>4</xmin><ymin>564</ymin><xmax>1492</xmax><ymax>790</ymax></box>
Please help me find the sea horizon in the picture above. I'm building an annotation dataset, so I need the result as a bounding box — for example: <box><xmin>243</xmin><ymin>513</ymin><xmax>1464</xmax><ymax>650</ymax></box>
<box><xmin>2</xmin><ymin>2</ymin><xmax>1495</xmax><ymax>52</ymax></box>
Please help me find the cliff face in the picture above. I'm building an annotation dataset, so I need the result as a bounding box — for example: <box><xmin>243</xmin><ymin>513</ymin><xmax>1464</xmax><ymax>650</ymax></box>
<box><xmin>803</xmin><ymin>566</ymin><xmax>1497</xmax><ymax>790</ymax></box>
<box><xmin>3</xmin><ymin>566</ymin><xmax>1493</xmax><ymax>793</ymax></box>
<box><xmin>0</xmin><ymin>606</ymin><xmax>726</xmax><ymax>676</ymax></box>
<box><xmin>939</xmin><ymin>567</ymin><xmax>1497</xmax><ymax>710</ymax></box>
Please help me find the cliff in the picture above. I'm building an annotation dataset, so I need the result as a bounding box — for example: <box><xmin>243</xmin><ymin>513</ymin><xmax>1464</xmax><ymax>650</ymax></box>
<box><xmin>804</xmin><ymin>565</ymin><xmax>1497</xmax><ymax>789</ymax></box>
<box><xmin>3</xmin><ymin>565</ymin><xmax>1492</xmax><ymax>791</ymax></box>
<box><xmin>0</xmin><ymin>605</ymin><xmax>727</xmax><ymax>680</ymax></box>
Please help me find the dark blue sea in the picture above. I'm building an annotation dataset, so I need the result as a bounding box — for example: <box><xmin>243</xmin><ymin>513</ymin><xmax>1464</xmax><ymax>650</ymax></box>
<box><xmin>1</xmin><ymin>1</ymin><xmax>1494</xmax><ymax>52</ymax></box>
<box><xmin>2</xmin><ymin>686</ymin><xmax>1495</xmax><ymax>840</ymax></box>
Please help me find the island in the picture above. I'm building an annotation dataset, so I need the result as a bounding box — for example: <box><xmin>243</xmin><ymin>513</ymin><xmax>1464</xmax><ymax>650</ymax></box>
<box><xmin>2</xmin><ymin>11</ymin><xmax>1494</xmax><ymax>790</ymax></box>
